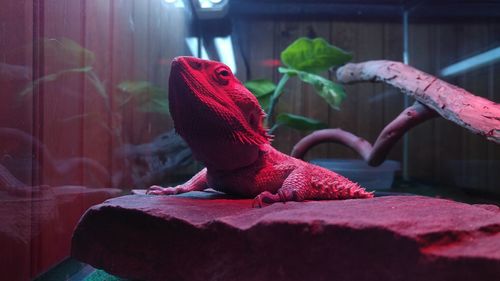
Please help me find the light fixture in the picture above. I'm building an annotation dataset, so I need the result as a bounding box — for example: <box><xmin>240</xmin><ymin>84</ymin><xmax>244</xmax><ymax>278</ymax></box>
<box><xmin>198</xmin><ymin>0</ymin><xmax>225</xmax><ymax>9</ymax></box>
<box><xmin>214</xmin><ymin>36</ymin><xmax>237</xmax><ymax>74</ymax></box>
<box><xmin>185</xmin><ymin>37</ymin><xmax>210</xmax><ymax>60</ymax></box>
<box><xmin>163</xmin><ymin>0</ymin><xmax>185</xmax><ymax>8</ymax></box>
<box><xmin>199</xmin><ymin>0</ymin><xmax>214</xmax><ymax>9</ymax></box>
<box><xmin>191</xmin><ymin>0</ymin><xmax>229</xmax><ymax>19</ymax></box>
<box><xmin>440</xmin><ymin>46</ymin><xmax>500</xmax><ymax>77</ymax></box>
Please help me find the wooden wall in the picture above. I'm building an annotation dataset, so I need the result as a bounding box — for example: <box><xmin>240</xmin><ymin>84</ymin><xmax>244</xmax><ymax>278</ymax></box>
<box><xmin>0</xmin><ymin>1</ymin><xmax>190</xmax><ymax>280</ymax></box>
<box><xmin>1</xmin><ymin>0</ymin><xmax>189</xmax><ymax>188</ymax></box>
<box><xmin>35</xmin><ymin>0</ymin><xmax>189</xmax><ymax>188</ymax></box>
<box><xmin>233</xmin><ymin>18</ymin><xmax>500</xmax><ymax>193</ymax></box>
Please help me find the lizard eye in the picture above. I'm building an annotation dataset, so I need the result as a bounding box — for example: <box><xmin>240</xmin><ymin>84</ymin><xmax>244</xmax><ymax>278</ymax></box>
<box><xmin>213</xmin><ymin>67</ymin><xmax>232</xmax><ymax>85</ymax></box>
<box><xmin>218</xmin><ymin>69</ymin><xmax>230</xmax><ymax>77</ymax></box>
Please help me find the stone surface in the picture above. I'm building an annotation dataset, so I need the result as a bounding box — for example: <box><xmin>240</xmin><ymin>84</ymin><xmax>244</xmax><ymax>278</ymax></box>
<box><xmin>72</xmin><ymin>193</ymin><xmax>500</xmax><ymax>281</ymax></box>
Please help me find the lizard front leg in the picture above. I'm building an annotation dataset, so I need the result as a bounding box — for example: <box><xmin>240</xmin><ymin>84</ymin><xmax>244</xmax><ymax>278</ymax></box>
<box><xmin>147</xmin><ymin>168</ymin><xmax>208</xmax><ymax>195</ymax></box>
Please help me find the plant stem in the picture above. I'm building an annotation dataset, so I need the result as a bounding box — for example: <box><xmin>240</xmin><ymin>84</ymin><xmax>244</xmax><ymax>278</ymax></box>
<box><xmin>86</xmin><ymin>70</ymin><xmax>110</xmax><ymax>110</ymax></box>
<box><xmin>268</xmin><ymin>123</ymin><xmax>281</xmax><ymax>135</ymax></box>
<box><xmin>265</xmin><ymin>73</ymin><xmax>290</xmax><ymax>127</ymax></box>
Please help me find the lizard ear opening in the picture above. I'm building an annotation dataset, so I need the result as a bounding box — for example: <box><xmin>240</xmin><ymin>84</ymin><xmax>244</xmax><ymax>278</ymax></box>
<box><xmin>251</xmin><ymin>109</ymin><xmax>273</xmax><ymax>142</ymax></box>
<box><xmin>248</xmin><ymin>112</ymin><xmax>258</xmax><ymax>128</ymax></box>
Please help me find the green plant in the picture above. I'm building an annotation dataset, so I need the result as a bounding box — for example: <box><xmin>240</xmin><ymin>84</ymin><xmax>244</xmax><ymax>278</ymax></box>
<box><xmin>20</xmin><ymin>38</ymin><xmax>169</xmax><ymax>142</ymax></box>
<box><xmin>244</xmin><ymin>37</ymin><xmax>352</xmax><ymax>134</ymax></box>
<box><xmin>18</xmin><ymin>38</ymin><xmax>180</xmax><ymax>188</ymax></box>
<box><xmin>117</xmin><ymin>80</ymin><xmax>169</xmax><ymax>115</ymax></box>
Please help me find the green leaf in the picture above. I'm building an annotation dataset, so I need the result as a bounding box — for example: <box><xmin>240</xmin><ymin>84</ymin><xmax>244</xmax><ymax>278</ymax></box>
<box><xmin>40</xmin><ymin>37</ymin><xmax>95</xmax><ymax>68</ymax></box>
<box><xmin>19</xmin><ymin>66</ymin><xmax>93</xmax><ymax>96</ymax></box>
<box><xmin>244</xmin><ymin>79</ymin><xmax>276</xmax><ymax>97</ymax></box>
<box><xmin>60</xmin><ymin>112</ymin><xmax>98</xmax><ymax>123</ymax></box>
<box><xmin>280</xmin><ymin>37</ymin><xmax>352</xmax><ymax>73</ymax></box>
<box><xmin>277</xmin><ymin>68</ymin><xmax>346</xmax><ymax>109</ymax></box>
<box><xmin>117</xmin><ymin>80</ymin><xmax>155</xmax><ymax>94</ymax></box>
<box><xmin>296</xmin><ymin>72</ymin><xmax>346</xmax><ymax>110</ymax></box>
<box><xmin>275</xmin><ymin>113</ymin><xmax>327</xmax><ymax>131</ymax></box>
<box><xmin>244</xmin><ymin>79</ymin><xmax>276</xmax><ymax>111</ymax></box>
<box><xmin>116</xmin><ymin>80</ymin><xmax>168</xmax><ymax>113</ymax></box>
<box><xmin>138</xmin><ymin>98</ymin><xmax>170</xmax><ymax>115</ymax></box>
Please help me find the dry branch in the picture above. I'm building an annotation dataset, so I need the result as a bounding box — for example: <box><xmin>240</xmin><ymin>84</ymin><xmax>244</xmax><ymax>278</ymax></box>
<box><xmin>337</xmin><ymin>60</ymin><xmax>500</xmax><ymax>144</ymax></box>
<box><xmin>292</xmin><ymin>60</ymin><xmax>499</xmax><ymax>166</ymax></box>
<box><xmin>291</xmin><ymin>128</ymin><xmax>372</xmax><ymax>160</ymax></box>
<box><xmin>291</xmin><ymin>102</ymin><xmax>438</xmax><ymax>165</ymax></box>
<box><xmin>367</xmin><ymin>101</ymin><xmax>438</xmax><ymax>165</ymax></box>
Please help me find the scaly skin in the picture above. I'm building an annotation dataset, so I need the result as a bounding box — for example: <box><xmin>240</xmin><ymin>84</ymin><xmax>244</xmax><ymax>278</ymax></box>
<box><xmin>147</xmin><ymin>56</ymin><xmax>373</xmax><ymax>207</ymax></box>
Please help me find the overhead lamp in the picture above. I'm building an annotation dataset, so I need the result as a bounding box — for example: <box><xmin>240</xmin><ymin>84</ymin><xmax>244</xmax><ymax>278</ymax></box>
<box><xmin>163</xmin><ymin>0</ymin><xmax>185</xmax><ymax>8</ymax></box>
<box><xmin>440</xmin><ymin>46</ymin><xmax>500</xmax><ymax>77</ymax></box>
<box><xmin>214</xmin><ymin>36</ymin><xmax>237</xmax><ymax>74</ymax></box>
<box><xmin>190</xmin><ymin>0</ymin><xmax>229</xmax><ymax>19</ymax></box>
<box><xmin>185</xmin><ymin>37</ymin><xmax>210</xmax><ymax>60</ymax></box>
<box><xmin>198</xmin><ymin>0</ymin><xmax>225</xmax><ymax>9</ymax></box>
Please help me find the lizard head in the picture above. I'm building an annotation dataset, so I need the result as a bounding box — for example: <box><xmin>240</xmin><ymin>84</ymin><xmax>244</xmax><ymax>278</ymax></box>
<box><xmin>168</xmin><ymin>56</ymin><xmax>270</xmax><ymax>169</ymax></box>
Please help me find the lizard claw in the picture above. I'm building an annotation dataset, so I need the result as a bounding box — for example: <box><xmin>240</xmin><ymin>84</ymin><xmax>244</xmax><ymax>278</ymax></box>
<box><xmin>252</xmin><ymin>191</ymin><xmax>281</xmax><ymax>208</ymax></box>
<box><xmin>146</xmin><ymin>185</ymin><xmax>178</xmax><ymax>195</ymax></box>
<box><xmin>252</xmin><ymin>189</ymin><xmax>303</xmax><ymax>207</ymax></box>
<box><xmin>252</xmin><ymin>197</ymin><xmax>264</xmax><ymax>208</ymax></box>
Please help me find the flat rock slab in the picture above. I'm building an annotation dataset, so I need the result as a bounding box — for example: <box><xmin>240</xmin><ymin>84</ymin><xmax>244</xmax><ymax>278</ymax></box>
<box><xmin>72</xmin><ymin>193</ymin><xmax>500</xmax><ymax>281</ymax></box>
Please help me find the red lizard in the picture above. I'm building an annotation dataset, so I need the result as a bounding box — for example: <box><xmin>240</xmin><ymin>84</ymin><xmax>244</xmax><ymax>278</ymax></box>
<box><xmin>147</xmin><ymin>56</ymin><xmax>373</xmax><ymax>207</ymax></box>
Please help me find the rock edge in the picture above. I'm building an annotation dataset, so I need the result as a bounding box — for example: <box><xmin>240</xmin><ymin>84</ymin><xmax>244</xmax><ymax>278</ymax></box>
<box><xmin>72</xmin><ymin>193</ymin><xmax>500</xmax><ymax>281</ymax></box>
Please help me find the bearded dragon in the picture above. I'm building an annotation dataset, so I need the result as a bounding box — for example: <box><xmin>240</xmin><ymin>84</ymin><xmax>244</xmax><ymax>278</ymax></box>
<box><xmin>147</xmin><ymin>56</ymin><xmax>374</xmax><ymax>207</ymax></box>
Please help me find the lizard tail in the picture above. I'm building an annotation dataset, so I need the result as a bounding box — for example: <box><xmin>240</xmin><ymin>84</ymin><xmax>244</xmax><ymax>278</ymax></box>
<box><xmin>349</xmin><ymin>183</ymin><xmax>375</xmax><ymax>198</ymax></box>
<box><xmin>312</xmin><ymin>177</ymin><xmax>375</xmax><ymax>200</ymax></box>
<box><xmin>333</xmin><ymin>181</ymin><xmax>374</xmax><ymax>199</ymax></box>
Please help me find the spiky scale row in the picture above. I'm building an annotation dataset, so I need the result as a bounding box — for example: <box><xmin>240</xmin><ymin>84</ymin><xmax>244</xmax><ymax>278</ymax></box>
<box><xmin>248</xmin><ymin>153</ymin><xmax>374</xmax><ymax>207</ymax></box>
<box><xmin>307</xmin><ymin>169</ymin><xmax>373</xmax><ymax>200</ymax></box>
<box><xmin>300</xmin><ymin>165</ymin><xmax>372</xmax><ymax>199</ymax></box>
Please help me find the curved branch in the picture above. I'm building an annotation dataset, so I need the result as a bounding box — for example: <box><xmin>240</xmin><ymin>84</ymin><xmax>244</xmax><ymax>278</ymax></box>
<box><xmin>291</xmin><ymin>128</ymin><xmax>372</xmax><ymax>160</ymax></box>
<box><xmin>0</xmin><ymin>127</ymin><xmax>111</xmax><ymax>186</ymax></box>
<box><xmin>367</xmin><ymin>101</ymin><xmax>438</xmax><ymax>166</ymax></box>
<box><xmin>291</xmin><ymin>102</ymin><xmax>437</xmax><ymax>165</ymax></box>
<box><xmin>337</xmin><ymin>60</ymin><xmax>500</xmax><ymax>144</ymax></box>
<box><xmin>0</xmin><ymin>163</ymin><xmax>25</xmax><ymax>189</ymax></box>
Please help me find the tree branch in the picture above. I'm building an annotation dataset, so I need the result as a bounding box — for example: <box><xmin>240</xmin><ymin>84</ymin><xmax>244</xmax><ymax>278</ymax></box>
<box><xmin>367</xmin><ymin>101</ymin><xmax>438</xmax><ymax>166</ymax></box>
<box><xmin>291</xmin><ymin>128</ymin><xmax>372</xmax><ymax>160</ymax></box>
<box><xmin>291</xmin><ymin>102</ymin><xmax>438</xmax><ymax>165</ymax></box>
<box><xmin>337</xmin><ymin>60</ymin><xmax>500</xmax><ymax>144</ymax></box>
<box><xmin>292</xmin><ymin>60</ymin><xmax>498</xmax><ymax>165</ymax></box>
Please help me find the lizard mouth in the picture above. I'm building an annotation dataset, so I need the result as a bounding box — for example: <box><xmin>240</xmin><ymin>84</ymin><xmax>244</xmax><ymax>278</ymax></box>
<box><xmin>168</xmin><ymin>57</ymin><xmax>230</xmax><ymax>141</ymax></box>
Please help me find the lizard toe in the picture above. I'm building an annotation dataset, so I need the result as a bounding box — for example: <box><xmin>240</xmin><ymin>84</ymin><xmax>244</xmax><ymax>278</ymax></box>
<box><xmin>252</xmin><ymin>191</ymin><xmax>280</xmax><ymax>208</ymax></box>
<box><xmin>277</xmin><ymin>189</ymin><xmax>302</xmax><ymax>202</ymax></box>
